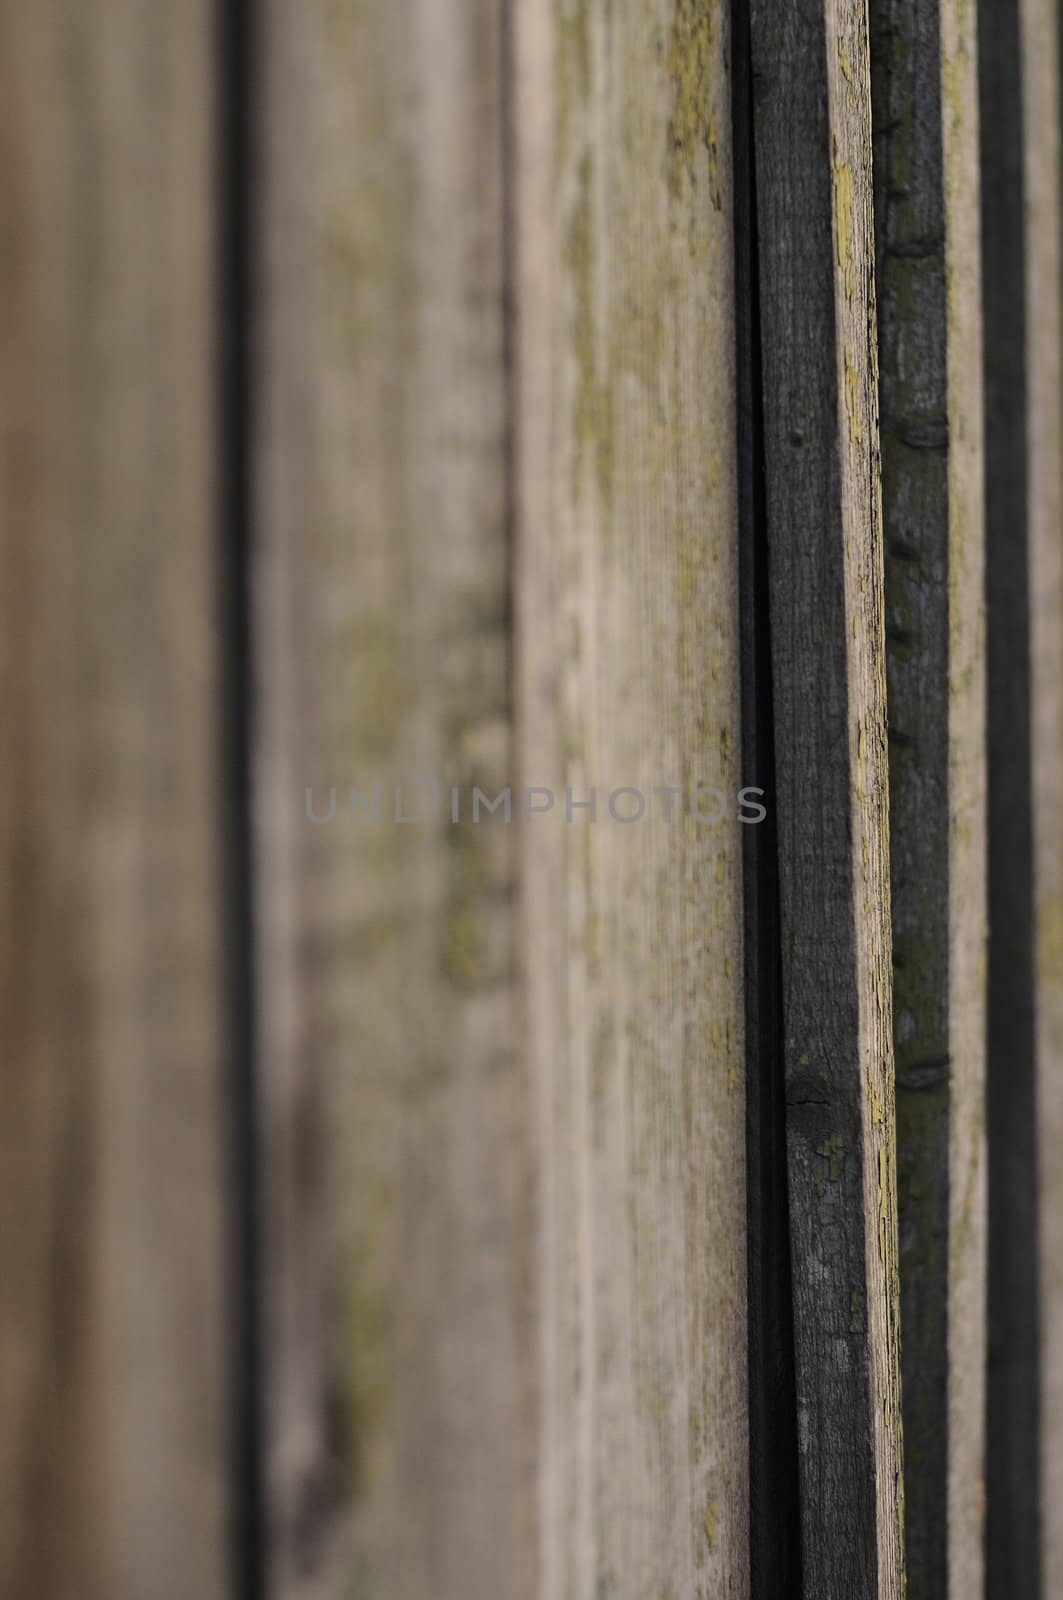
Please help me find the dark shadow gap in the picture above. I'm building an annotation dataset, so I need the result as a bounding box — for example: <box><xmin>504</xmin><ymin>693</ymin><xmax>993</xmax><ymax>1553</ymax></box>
<box><xmin>731</xmin><ymin>5</ymin><xmax>802</xmax><ymax>1594</ymax></box>
<box><xmin>217</xmin><ymin>0</ymin><xmax>267</xmax><ymax>1595</ymax></box>
<box><xmin>978</xmin><ymin>0</ymin><xmax>1042</xmax><ymax>1593</ymax></box>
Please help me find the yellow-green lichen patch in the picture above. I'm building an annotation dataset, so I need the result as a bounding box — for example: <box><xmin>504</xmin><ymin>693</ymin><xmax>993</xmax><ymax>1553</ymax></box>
<box><xmin>555</xmin><ymin>0</ymin><xmax>591</xmax><ymax>174</ymax></box>
<box><xmin>850</xmin><ymin>1284</ymin><xmax>866</xmax><ymax>1335</ymax></box>
<box><xmin>818</xmin><ymin>1132</ymin><xmax>849</xmax><ymax>1185</ymax></box>
<box><xmin>347</xmin><ymin>1234</ymin><xmax>394</xmax><ymax>1501</ymax></box>
<box><xmin>844</xmin><ymin>344</ymin><xmax>864</xmax><ymax>443</ymax></box>
<box><xmin>833</xmin><ymin>149</ymin><xmax>856</xmax><ymax>300</ymax></box>
<box><xmin>1038</xmin><ymin>890</ymin><xmax>1063</xmax><ymax>986</ymax></box>
<box><xmin>667</xmin><ymin>0</ymin><xmax>715</xmax><ymax>199</ymax></box>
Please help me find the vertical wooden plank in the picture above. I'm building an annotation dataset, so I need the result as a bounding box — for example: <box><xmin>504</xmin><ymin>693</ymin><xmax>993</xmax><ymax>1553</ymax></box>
<box><xmin>978</xmin><ymin>0</ymin><xmax>1038</xmax><ymax>1585</ymax></box>
<box><xmin>939</xmin><ymin>2</ymin><xmax>989</xmax><ymax>1590</ymax></box>
<box><xmin>749</xmin><ymin>2</ymin><xmax>905</xmax><ymax>1596</ymax></box>
<box><xmin>868</xmin><ymin>0</ymin><xmax>987</xmax><ymax>1592</ymax></box>
<box><xmin>256</xmin><ymin>0</ymin><xmax>533</xmax><ymax>1595</ymax></box>
<box><xmin>514</xmin><ymin>1</ymin><xmax>749</xmax><ymax>1595</ymax></box>
<box><xmin>259</xmin><ymin>0</ymin><xmax>750</xmax><ymax>1594</ymax></box>
<box><xmin>979</xmin><ymin>0</ymin><xmax>1063</xmax><ymax>1591</ymax></box>
<box><xmin>0</xmin><ymin>4</ymin><xmax>226</xmax><ymax>1597</ymax></box>
<box><xmin>1020</xmin><ymin>0</ymin><xmax>1063</xmax><ymax>1592</ymax></box>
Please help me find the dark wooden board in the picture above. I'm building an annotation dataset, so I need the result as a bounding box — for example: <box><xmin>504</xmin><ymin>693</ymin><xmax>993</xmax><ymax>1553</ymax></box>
<box><xmin>870</xmin><ymin>0</ymin><xmax>987</xmax><ymax>1592</ymax></box>
<box><xmin>750</xmin><ymin>1</ymin><xmax>905</xmax><ymax>1594</ymax></box>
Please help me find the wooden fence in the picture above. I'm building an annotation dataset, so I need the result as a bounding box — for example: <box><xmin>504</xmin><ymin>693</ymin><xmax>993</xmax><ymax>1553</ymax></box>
<box><xmin>1</xmin><ymin>1</ymin><xmax>1061</xmax><ymax>1597</ymax></box>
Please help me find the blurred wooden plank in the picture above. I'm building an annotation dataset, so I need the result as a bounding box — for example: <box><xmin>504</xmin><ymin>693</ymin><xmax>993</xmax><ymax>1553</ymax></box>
<box><xmin>869</xmin><ymin>0</ymin><xmax>987</xmax><ymax>1592</ymax></box>
<box><xmin>1021</xmin><ymin>0</ymin><xmax>1063</xmax><ymax>1592</ymax></box>
<box><xmin>514</xmin><ymin>1</ymin><xmax>749</xmax><ymax>1594</ymax></box>
<box><xmin>749</xmin><ymin>2</ymin><xmax>904</xmax><ymax>1596</ymax></box>
<box><xmin>255</xmin><ymin>1</ymin><xmax>532</xmax><ymax>1595</ymax></box>
<box><xmin>259</xmin><ymin>0</ymin><xmax>749</xmax><ymax>1594</ymax></box>
<box><xmin>0</xmin><ymin>4</ymin><xmax>226</xmax><ymax>1597</ymax></box>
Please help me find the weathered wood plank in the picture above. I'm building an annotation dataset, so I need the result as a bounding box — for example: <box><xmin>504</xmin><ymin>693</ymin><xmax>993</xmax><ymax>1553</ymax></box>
<box><xmin>749</xmin><ymin>2</ymin><xmax>905</xmax><ymax>1595</ymax></box>
<box><xmin>261</xmin><ymin>0</ymin><xmax>750</xmax><ymax>1593</ymax></box>
<box><xmin>939</xmin><ymin>2</ymin><xmax>989</xmax><ymax>1591</ymax></box>
<box><xmin>255</xmin><ymin>1</ymin><xmax>533</xmax><ymax>1595</ymax></box>
<box><xmin>514</xmin><ymin>1</ymin><xmax>749</xmax><ymax>1594</ymax></box>
<box><xmin>868</xmin><ymin>0</ymin><xmax>987</xmax><ymax>1592</ymax></box>
<box><xmin>0</xmin><ymin>4</ymin><xmax>226</xmax><ymax>1596</ymax></box>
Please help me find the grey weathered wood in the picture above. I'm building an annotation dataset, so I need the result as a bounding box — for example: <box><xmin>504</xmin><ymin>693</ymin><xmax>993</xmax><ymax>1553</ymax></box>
<box><xmin>869</xmin><ymin>0</ymin><xmax>987</xmax><ymax>1593</ymax></box>
<box><xmin>255</xmin><ymin>1</ymin><xmax>532</xmax><ymax>1594</ymax></box>
<box><xmin>514</xmin><ymin>1</ymin><xmax>749</xmax><ymax>1594</ymax></box>
<box><xmin>749</xmin><ymin>2</ymin><xmax>905</xmax><ymax>1596</ymax></box>
<box><xmin>0</xmin><ymin>4</ymin><xmax>226</xmax><ymax>1596</ymax></box>
<box><xmin>259</xmin><ymin>0</ymin><xmax>750</xmax><ymax>1594</ymax></box>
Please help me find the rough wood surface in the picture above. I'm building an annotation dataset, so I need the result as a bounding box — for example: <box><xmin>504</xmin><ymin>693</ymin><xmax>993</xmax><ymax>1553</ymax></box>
<box><xmin>514</xmin><ymin>1</ymin><xmax>749</xmax><ymax>1594</ymax></box>
<box><xmin>939</xmin><ymin>3</ymin><xmax>989</xmax><ymax>1592</ymax></box>
<box><xmin>750</xmin><ymin>1</ymin><xmax>905</xmax><ymax>1595</ymax></box>
<box><xmin>869</xmin><ymin>0</ymin><xmax>987</xmax><ymax>1592</ymax></box>
<box><xmin>0</xmin><ymin>4</ymin><xmax>226</xmax><ymax>1596</ymax></box>
<box><xmin>255</xmin><ymin>0</ymin><xmax>533</xmax><ymax>1594</ymax></box>
<box><xmin>1020</xmin><ymin>0</ymin><xmax>1063</xmax><ymax>1593</ymax></box>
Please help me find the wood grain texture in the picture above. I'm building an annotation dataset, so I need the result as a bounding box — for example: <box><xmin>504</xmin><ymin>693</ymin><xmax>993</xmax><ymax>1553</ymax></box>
<box><xmin>259</xmin><ymin>1</ymin><xmax>749</xmax><ymax>1594</ymax></box>
<box><xmin>939</xmin><ymin>3</ymin><xmax>988</xmax><ymax>1593</ymax></box>
<box><xmin>1020</xmin><ymin>0</ymin><xmax>1063</xmax><ymax>1593</ymax></box>
<box><xmin>255</xmin><ymin>0</ymin><xmax>533</xmax><ymax>1595</ymax></box>
<box><xmin>749</xmin><ymin>1</ymin><xmax>905</xmax><ymax>1595</ymax></box>
<box><xmin>514</xmin><ymin>1</ymin><xmax>749</xmax><ymax>1595</ymax></box>
<box><xmin>869</xmin><ymin>0</ymin><xmax>987</xmax><ymax>1592</ymax></box>
<box><xmin>0</xmin><ymin>4</ymin><xmax>226</xmax><ymax>1597</ymax></box>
